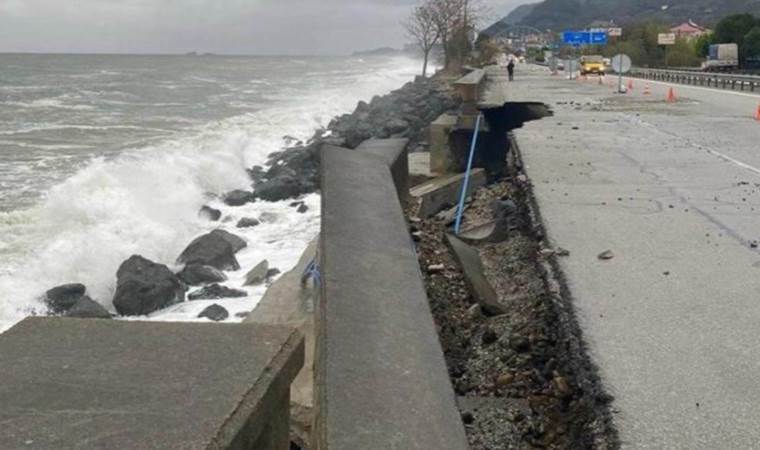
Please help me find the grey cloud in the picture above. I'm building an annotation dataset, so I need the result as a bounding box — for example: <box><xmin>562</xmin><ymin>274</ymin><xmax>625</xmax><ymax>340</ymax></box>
<box><xmin>0</xmin><ymin>0</ymin><xmax>527</xmax><ymax>54</ymax></box>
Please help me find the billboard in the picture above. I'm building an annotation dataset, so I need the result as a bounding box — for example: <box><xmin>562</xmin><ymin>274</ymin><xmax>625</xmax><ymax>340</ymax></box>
<box><xmin>657</xmin><ymin>33</ymin><xmax>676</xmax><ymax>45</ymax></box>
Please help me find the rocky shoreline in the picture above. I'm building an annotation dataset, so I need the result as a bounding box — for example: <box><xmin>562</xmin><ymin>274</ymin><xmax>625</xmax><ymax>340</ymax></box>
<box><xmin>40</xmin><ymin>73</ymin><xmax>461</xmax><ymax>327</ymax></box>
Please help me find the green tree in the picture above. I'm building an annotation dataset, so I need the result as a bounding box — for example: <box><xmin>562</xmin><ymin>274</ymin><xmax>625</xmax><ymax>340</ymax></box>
<box><xmin>714</xmin><ymin>13</ymin><xmax>758</xmax><ymax>63</ymax></box>
<box><xmin>667</xmin><ymin>38</ymin><xmax>701</xmax><ymax>68</ymax></box>
<box><xmin>694</xmin><ymin>32</ymin><xmax>716</xmax><ymax>58</ymax></box>
<box><xmin>744</xmin><ymin>27</ymin><xmax>760</xmax><ymax>60</ymax></box>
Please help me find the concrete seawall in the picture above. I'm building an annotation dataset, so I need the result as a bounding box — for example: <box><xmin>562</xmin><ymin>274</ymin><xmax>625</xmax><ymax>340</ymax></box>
<box><xmin>314</xmin><ymin>142</ymin><xmax>468</xmax><ymax>449</ymax></box>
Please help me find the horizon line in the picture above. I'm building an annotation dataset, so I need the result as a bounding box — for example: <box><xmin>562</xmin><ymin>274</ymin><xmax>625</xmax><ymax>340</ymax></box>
<box><xmin>0</xmin><ymin>51</ymin><xmax>356</xmax><ymax>58</ymax></box>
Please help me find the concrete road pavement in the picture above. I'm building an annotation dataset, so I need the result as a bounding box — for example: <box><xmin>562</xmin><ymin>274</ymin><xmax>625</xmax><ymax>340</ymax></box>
<box><xmin>510</xmin><ymin>65</ymin><xmax>760</xmax><ymax>448</ymax></box>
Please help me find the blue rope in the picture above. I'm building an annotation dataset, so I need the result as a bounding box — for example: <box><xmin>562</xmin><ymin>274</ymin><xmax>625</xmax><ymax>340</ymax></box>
<box><xmin>454</xmin><ymin>113</ymin><xmax>483</xmax><ymax>235</ymax></box>
<box><xmin>302</xmin><ymin>259</ymin><xmax>322</xmax><ymax>287</ymax></box>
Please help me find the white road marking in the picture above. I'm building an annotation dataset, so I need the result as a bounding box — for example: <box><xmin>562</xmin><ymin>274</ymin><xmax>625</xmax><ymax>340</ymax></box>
<box><xmin>624</xmin><ymin>76</ymin><xmax>760</xmax><ymax>99</ymax></box>
<box><xmin>704</xmin><ymin>148</ymin><xmax>760</xmax><ymax>176</ymax></box>
<box><xmin>628</xmin><ymin>113</ymin><xmax>760</xmax><ymax>177</ymax></box>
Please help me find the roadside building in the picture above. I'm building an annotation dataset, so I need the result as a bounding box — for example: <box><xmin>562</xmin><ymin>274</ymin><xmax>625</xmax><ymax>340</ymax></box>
<box><xmin>671</xmin><ymin>20</ymin><xmax>710</xmax><ymax>40</ymax></box>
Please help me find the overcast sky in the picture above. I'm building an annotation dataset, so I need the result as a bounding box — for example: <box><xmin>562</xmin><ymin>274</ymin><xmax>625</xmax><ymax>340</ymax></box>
<box><xmin>0</xmin><ymin>0</ymin><xmax>527</xmax><ymax>55</ymax></box>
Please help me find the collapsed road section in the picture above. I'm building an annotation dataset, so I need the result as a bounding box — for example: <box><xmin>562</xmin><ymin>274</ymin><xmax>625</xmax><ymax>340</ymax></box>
<box><xmin>405</xmin><ymin>66</ymin><xmax>618</xmax><ymax>449</ymax></box>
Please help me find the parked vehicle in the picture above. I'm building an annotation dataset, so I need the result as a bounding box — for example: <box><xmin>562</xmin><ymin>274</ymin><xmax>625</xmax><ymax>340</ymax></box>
<box><xmin>580</xmin><ymin>55</ymin><xmax>605</xmax><ymax>75</ymax></box>
<box><xmin>702</xmin><ymin>44</ymin><xmax>739</xmax><ymax>72</ymax></box>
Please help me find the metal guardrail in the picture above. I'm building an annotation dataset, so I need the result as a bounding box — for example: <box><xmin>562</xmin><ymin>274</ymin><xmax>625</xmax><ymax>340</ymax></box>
<box><xmin>630</xmin><ymin>68</ymin><xmax>760</xmax><ymax>93</ymax></box>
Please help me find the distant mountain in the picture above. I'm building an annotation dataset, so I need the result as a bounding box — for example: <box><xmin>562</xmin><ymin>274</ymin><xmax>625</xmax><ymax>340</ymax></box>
<box><xmin>352</xmin><ymin>47</ymin><xmax>401</xmax><ymax>57</ymax></box>
<box><xmin>503</xmin><ymin>3</ymin><xmax>540</xmax><ymax>25</ymax></box>
<box><xmin>495</xmin><ymin>0</ymin><xmax>760</xmax><ymax>30</ymax></box>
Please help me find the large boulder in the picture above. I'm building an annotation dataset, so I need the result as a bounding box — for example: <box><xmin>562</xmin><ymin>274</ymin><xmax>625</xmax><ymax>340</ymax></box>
<box><xmin>198</xmin><ymin>304</ymin><xmax>229</xmax><ymax>322</ymax></box>
<box><xmin>66</xmin><ymin>297</ymin><xmax>112</xmax><ymax>319</ymax></box>
<box><xmin>223</xmin><ymin>190</ymin><xmax>254</xmax><ymax>207</ymax></box>
<box><xmin>254</xmin><ymin>171</ymin><xmax>304</xmax><ymax>202</ymax></box>
<box><xmin>247</xmin><ymin>165</ymin><xmax>267</xmax><ymax>184</ymax></box>
<box><xmin>177</xmin><ymin>232</ymin><xmax>241</xmax><ymax>271</ymax></box>
<box><xmin>244</xmin><ymin>260</ymin><xmax>270</xmax><ymax>286</ymax></box>
<box><xmin>44</xmin><ymin>283</ymin><xmax>86</xmax><ymax>314</ymax></box>
<box><xmin>210</xmin><ymin>229</ymin><xmax>246</xmax><ymax>253</ymax></box>
<box><xmin>236</xmin><ymin>217</ymin><xmax>260</xmax><ymax>228</ymax></box>
<box><xmin>198</xmin><ymin>205</ymin><xmax>221</xmax><ymax>221</ymax></box>
<box><xmin>113</xmin><ymin>255</ymin><xmax>186</xmax><ymax>316</ymax></box>
<box><xmin>188</xmin><ymin>284</ymin><xmax>248</xmax><ymax>301</ymax></box>
<box><xmin>178</xmin><ymin>264</ymin><xmax>228</xmax><ymax>286</ymax></box>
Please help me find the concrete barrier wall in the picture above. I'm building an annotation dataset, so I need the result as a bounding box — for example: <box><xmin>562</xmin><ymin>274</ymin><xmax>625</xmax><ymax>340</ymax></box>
<box><xmin>314</xmin><ymin>144</ymin><xmax>468</xmax><ymax>450</ymax></box>
<box><xmin>0</xmin><ymin>318</ymin><xmax>303</xmax><ymax>450</ymax></box>
<box><xmin>355</xmin><ymin>138</ymin><xmax>410</xmax><ymax>206</ymax></box>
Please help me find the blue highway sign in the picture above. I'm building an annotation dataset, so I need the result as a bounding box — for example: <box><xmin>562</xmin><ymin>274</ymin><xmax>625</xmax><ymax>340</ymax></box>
<box><xmin>563</xmin><ymin>30</ymin><xmax>608</xmax><ymax>46</ymax></box>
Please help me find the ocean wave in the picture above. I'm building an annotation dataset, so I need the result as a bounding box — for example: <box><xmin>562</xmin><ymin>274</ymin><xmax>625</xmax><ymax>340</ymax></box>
<box><xmin>0</xmin><ymin>140</ymin><xmax>94</xmax><ymax>150</ymax></box>
<box><xmin>1</xmin><ymin>98</ymin><xmax>95</xmax><ymax>111</ymax></box>
<box><xmin>0</xmin><ymin>55</ymin><xmax>423</xmax><ymax>332</ymax></box>
<box><xmin>0</xmin><ymin>124</ymin><xmax>174</xmax><ymax>136</ymax></box>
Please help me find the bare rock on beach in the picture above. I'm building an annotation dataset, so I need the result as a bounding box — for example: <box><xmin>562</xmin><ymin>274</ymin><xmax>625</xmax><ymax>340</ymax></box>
<box><xmin>43</xmin><ymin>283</ymin><xmax>111</xmax><ymax>319</ymax></box>
<box><xmin>223</xmin><ymin>189</ymin><xmax>254</xmax><ymax>207</ymax></box>
<box><xmin>113</xmin><ymin>255</ymin><xmax>186</xmax><ymax>316</ymax></box>
<box><xmin>236</xmin><ymin>217</ymin><xmax>260</xmax><ymax>228</ymax></box>
<box><xmin>177</xmin><ymin>231</ymin><xmax>245</xmax><ymax>271</ymax></box>
<box><xmin>44</xmin><ymin>283</ymin><xmax>86</xmax><ymax>314</ymax></box>
<box><xmin>199</xmin><ymin>205</ymin><xmax>221</xmax><ymax>221</ymax></box>
<box><xmin>210</xmin><ymin>229</ymin><xmax>247</xmax><ymax>253</ymax></box>
<box><xmin>244</xmin><ymin>260</ymin><xmax>270</xmax><ymax>286</ymax></box>
<box><xmin>188</xmin><ymin>284</ymin><xmax>247</xmax><ymax>301</ymax></box>
<box><xmin>66</xmin><ymin>296</ymin><xmax>112</xmax><ymax>319</ymax></box>
<box><xmin>198</xmin><ymin>304</ymin><xmax>229</xmax><ymax>322</ymax></box>
<box><xmin>178</xmin><ymin>264</ymin><xmax>227</xmax><ymax>286</ymax></box>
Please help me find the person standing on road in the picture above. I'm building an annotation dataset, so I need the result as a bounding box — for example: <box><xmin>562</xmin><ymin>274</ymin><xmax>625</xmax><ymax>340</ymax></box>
<box><xmin>507</xmin><ymin>58</ymin><xmax>515</xmax><ymax>81</ymax></box>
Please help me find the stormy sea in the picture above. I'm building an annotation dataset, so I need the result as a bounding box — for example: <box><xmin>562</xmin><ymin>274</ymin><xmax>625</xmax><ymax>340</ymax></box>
<box><xmin>0</xmin><ymin>53</ymin><xmax>421</xmax><ymax>332</ymax></box>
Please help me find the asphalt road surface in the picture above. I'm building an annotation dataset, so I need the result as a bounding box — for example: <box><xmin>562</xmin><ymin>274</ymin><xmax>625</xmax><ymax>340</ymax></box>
<box><xmin>506</xmin><ymin>65</ymin><xmax>760</xmax><ymax>448</ymax></box>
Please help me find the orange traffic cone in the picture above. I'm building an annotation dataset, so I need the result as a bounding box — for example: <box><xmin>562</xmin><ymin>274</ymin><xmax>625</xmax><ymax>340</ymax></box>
<box><xmin>667</xmin><ymin>87</ymin><xmax>677</xmax><ymax>102</ymax></box>
<box><xmin>643</xmin><ymin>84</ymin><xmax>651</xmax><ymax>95</ymax></box>
<box><xmin>755</xmin><ymin>104</ymin><xmax>760</xmax><ymax>121</ymax></box>
<box><xmin>628</xmin><ymin>79</ymin><xmax>634</xmax><ymax>91</ymax></box>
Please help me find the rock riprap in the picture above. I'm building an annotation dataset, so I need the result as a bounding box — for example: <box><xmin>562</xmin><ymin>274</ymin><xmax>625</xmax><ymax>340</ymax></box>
<box><xmin>223</xmin><ymin>189</ymin><xmax>254</xmax><ymax>207</ymax></box>
<box><xmin>113</xmin><ymin>255</ymin><xmax>186</xmax><ymax>316</ymax></box>
<box><xmin>188</xmin><ymin>284</ymin><xmax>248</xmax><ymax>301</ymax></box>
<box><xmin>44</xmin><ymin>283</ymin><xmax>86</xmax><ymax>314</ymax></box>
<box><xmin>44</xmin><ymin>283</ymin><xmax>111</xmax><ymax>319</ymax></box>
<box><xmin>177</xmin><ymin>231</ymin><xmax>244</xmax><ymax>271</ymax></box>
<box><xmin>178</xmin><ymin>264</ymin><xmax>228</xmax><ymax>286</ymax></box>
<box><xmin>198</xmin><ymin>304</ymin><xmax>229</xmax><ymax>321</ymax></box>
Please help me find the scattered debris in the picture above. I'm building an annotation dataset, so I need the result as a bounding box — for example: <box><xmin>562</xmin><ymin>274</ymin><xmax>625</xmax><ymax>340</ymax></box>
<box><xmin>598</xmin><ymin>250</ymin><xmax>615</xmax><ymax>260</ymax></box>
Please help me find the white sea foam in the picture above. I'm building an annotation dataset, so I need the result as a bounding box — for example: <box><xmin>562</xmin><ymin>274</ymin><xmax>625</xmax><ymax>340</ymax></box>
<box><xmin>0</xmin><ymin>124</ymin><xmax>173</xmax><ymax>136</ymax></box>
<box><xmin>0</xmin><ymin>56</ymin><xmax>422</xmax><ymax>332</ymax></box>
<box><xmin>1</xmin><ymin>97</ymin><xmax>95</xmax><ymax>111</ymax></box>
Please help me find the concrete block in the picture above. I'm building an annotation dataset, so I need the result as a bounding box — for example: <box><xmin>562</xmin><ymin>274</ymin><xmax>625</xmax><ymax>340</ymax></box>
<box><xmin>445</xmin><ymin>234</ymin><xmax>507</xmax><ymax>317</ymax></box>
<box><xmin>410</xmin><ymin>169</ymin><xmax>487</xmax><ymax>218</ymax></box>
<box><xmin>316</xmin><ymin>146</ymin><xmax>468</xmax><ymax>450</ymax></box>
<box><xmin>408</xmin><ymin>152</ymin><xmax>432</xmax><ymax>177</ymax></box>
<box><xmin>356</xmin><ymin>138</ymin><xmax>410</xmax><ymax>205</ymax></box>
<box><xmin>0</xmin><ymin>318</ymin><xmax>304</xmax><ymax>450</ymax></box>
<box><xmin>430</xmin><ymin>113</ymin><xmax>458</xmax><ymax>175</ymax></box>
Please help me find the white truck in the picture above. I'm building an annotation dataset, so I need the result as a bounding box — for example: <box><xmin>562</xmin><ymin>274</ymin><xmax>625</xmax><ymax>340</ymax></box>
<box><xmin>702</xmin><ymin>44</ymin><xmax>739</xmax><ymax>72</ymax></box>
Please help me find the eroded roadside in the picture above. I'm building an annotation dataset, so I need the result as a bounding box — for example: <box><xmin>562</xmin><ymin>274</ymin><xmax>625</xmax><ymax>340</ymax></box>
<box><xmin>407</xmin><ymin>137</ymin><xmax>618</xmax><ymax>449</ymax></box>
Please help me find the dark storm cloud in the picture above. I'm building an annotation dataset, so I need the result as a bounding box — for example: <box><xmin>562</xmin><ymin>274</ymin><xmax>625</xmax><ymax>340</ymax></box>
<box><xmin>0</xmin><ymin>0</ymin><xmax>526</xmax><ymax>54</ymax></box>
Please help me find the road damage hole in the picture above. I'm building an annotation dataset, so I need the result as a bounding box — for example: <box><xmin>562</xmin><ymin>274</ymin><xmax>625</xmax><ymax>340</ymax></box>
<box><xmin>406</xmin><ymin>105</ymin><xmax>618</xmax><ymax>448</ymax></box>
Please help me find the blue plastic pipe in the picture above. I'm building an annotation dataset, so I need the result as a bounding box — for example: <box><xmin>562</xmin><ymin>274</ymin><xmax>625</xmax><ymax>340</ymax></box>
<box><xmin>454</xmin><ymin>113</ymin><xmax>483</xmax><ymax>235</ymax></box>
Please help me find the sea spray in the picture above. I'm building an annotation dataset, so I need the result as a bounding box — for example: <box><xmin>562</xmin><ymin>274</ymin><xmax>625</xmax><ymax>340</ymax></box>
<box><xmin>0</xmin><ymin>55</ymin><xmax>422</xmax><ymax>332</ymax></box>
